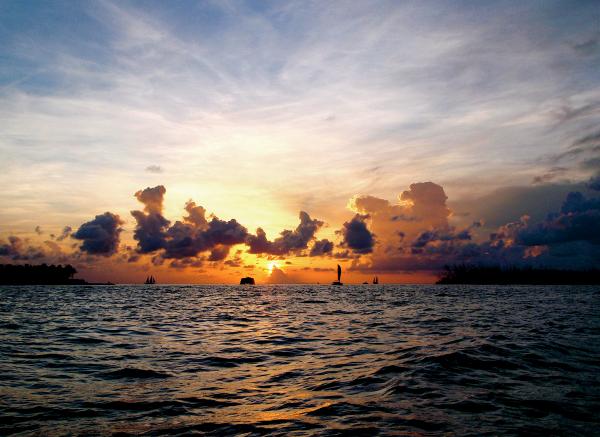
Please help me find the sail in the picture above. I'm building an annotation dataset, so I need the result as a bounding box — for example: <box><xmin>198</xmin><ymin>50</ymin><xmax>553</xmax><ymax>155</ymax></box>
<box><xmin>337</xmin><ymin>264</ymin><xmax>341</xmax><ymax>282</ymax></box>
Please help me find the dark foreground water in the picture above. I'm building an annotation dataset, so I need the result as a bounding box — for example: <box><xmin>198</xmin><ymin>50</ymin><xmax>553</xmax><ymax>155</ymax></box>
<box><xmin>1</xmin><ymin>285</ymin><xmax>599</xmax><ymax>436</ymax></box>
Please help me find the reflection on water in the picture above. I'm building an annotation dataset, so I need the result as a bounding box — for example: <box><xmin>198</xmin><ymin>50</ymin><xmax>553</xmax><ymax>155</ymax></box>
<box><xmin>1</xmin><ymin>285</ymin><xmax>599</xmax><ymax>435</ymax></box>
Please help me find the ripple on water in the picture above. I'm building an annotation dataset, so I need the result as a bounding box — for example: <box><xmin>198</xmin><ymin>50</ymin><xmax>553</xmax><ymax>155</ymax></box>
<box><xmin>0</xmin><ymin>284</ymin><xmax>598</xmax><ymax>436</ymax></box>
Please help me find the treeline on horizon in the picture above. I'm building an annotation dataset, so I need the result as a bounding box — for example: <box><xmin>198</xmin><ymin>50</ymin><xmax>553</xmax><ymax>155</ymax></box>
<box><xmin>437</xmin><ymin>264</ymin><xmax>600</xmax><ymax>285</ymax></box>
<box><xmin>0</xmin><ymin>264</ymin><xmax>87</xmax><ymax>285</ymax></box>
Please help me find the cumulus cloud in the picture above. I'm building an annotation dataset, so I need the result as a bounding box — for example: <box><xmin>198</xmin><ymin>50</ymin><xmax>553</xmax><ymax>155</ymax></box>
<box><xmin>246</xmin><ymin>211</ymin><xmax>323</xmax><ymax>256</ymax></box>
<box><xmin>338</xmin><ymin>214</ymin><xmax>375</xmax><ymax>254</ymax></box>
<box><xmin>309</xmin><ymin>239</ymin><xmax>334</xmax><ymax>256</ymax></box>
<box><xmin>72</xmin><ymin>212</ymin><xmax>124</xmax><ymax>256</ymax></box>
<box><xmin>129</xmin><ymin>185</ymin><xmax>250</xmax><ymax>262</ymax></box>
<box><xmin>350</xmin><ymin>182</ymin><xmax>600</xmax><ymax>272</ymax></box>
<box><xmin>135</xmin><ymin>185</ymin><xmax>166</xmax><ymax>214</ymax></box>
<box><xmin>131</xmin><ymin>185</ymin><xmax>170</xmax><ymax>253</ymax></box>
<box><xmin>131</xmin><ymin>210</ymin><xmax>170</xmax><ymax>253</ymax></box>
<box><xmin>516</xmin><ymin>193</ymin><xmax>600</xmax><ymax>246</ymax></box>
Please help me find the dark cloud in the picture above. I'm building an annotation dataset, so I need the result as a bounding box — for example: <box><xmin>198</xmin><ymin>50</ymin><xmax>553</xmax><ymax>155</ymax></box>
<box><xmin>589</xmin><ymin>176</ymin><xmax>600</xmax><ymax>191</ymax></box>
<box><xmin>208</xmin><ymin>245</ymin><xmax>231</xmax><ymax>262</ymax></box>
<box><xmin>560</xmin><ymin>191</ymin><xmax>600</xmax><ymax>214</ymax></box>
<box><xmin>72</xmin><ymin>212</ymin><xmax>124</xmax><ymax>256</ymax></box>
<box><xmin>56</xmin><ymin>226</ymin><xmax>72</xmax><ymax>241</ymax></box>
<box><xmin>0</xmin><ymin>236</ymin><xmax>44</xmax><ymax>260</ymax></box>
<box><xmin>183</xmin><ymin>201</ymin><xmax>208</xmax><ymax>228</ymax></box>
<box><xmin>411</xmin><ymin>227</ymin><xmax>472</xmax><ymax>251</ymax></box>
<box><xmin>246</xmin><ymin>211</ymin><xmax>323</xmax><ymax>256</ymax></box>
<box><xmin>134</xmin><ymin>185</ymin><xmax>166</xmax><ymax>214</ymax></box>
<box><xmin>145</xmin><ymin>165</ymin><xmax>163</xmax><ymax>173</ymax></box>
<box><xmin>131</xmin><ymin>210</ymin><xmax>170</xmax><ymax>253</ymax></box>
<box><xmin>309</xmin><ymin>239</ymin><xmax>334</xmax><ymax>256</ymax></box>
<box><xmin>355</xmin><ymin>187</ymin><xmax>600</xmax><ymax>273</ymax></box>
<box><xmin>129</xmin><ymin>186</ymin><xmax>249</xmax><ymax>262</ymax></box>
<box><xmin>450</xmin><ymin>182</ymin><xmax>588</xmax><ymax>228</ymax></box>
<box><xmin>338</xmin><ymin>214</ymin><xmax>375</xmax><ymax>254</ymax></box>
<box><xmin>161</xmin><ymin>217</ymin><xmax>247</xmax><ymax>259</ymax></box>
<box><xmin>169</xmin><ymin>257</ymin><xmax>204</xmax><ymax>270</ymax></box>
<box><xmin>131</xmin><ymin>185</ymin><xmax>170</xmax><ymax>254</ymax></box>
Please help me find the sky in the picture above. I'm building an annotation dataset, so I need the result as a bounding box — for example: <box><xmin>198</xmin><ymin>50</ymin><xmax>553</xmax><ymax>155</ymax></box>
<box><xmin>1</xmin><ymin>0</ymin><xmax>599</xmax><ymax>283</ymax></box>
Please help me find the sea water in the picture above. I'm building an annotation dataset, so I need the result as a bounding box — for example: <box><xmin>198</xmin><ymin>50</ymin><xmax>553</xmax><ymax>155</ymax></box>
<box><xmin>1</xmin><ymin>285</ymin><xmax>599</xmax><ymax>435</ymax></box>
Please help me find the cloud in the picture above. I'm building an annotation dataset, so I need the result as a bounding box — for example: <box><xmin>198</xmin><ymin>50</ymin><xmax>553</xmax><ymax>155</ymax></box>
<box><xmin>72</xmin><ymin>212</ymin><xmax>124</xmax><ymax>256</ymax></box>
<box><xmin>589</xmin><ymin>176</ymin><xmax>600</xmax><ymax>191</ymax></box>
<box><xmin>131</xmin><ymin>210</ymin><xmax>170</xmax><ymax>253</ymax></box>
<box><xmin>571</xmin><ymin>33</ymin><xmax>600</xmax><ymax>56</ymax></box>
<box><xmin>55</xmin><ymin>226</ymin><xmax>72</xmax><ymax>241</ymax></box>
<box><xmin>309</xmin><ymin>239</ymin><xmax>334</xmax><ymax>256</ymax></box>
<box><xmin>267</xmin><ymin>266</ymin><xmax>299</xmax><ymax>284</ymax></box>
<box><xmin>145</xmin><ymin>165</ymin><xmax>163</xmax><ymax>173</ymax></box>
<box><xmin>134</xmin><ymin>185</ymin><xmax>166</xmax><ymax>214</ymax></box>
<box><xmin>246</xmin><ymin>211</ymin><xmax>323</xmax><ymax>256</ymax></box>
<box><xmin>131</xmin><ymin>185</ymin><xmax>170</xmax><ymax>253</ymax></box>
<box><xmin>532</xmin><ymin>167</ymin><xmax>568</xmax><ymax>184</ymax></box>
<box><xmin>161</xmin><ymin>216</ymin><xmax>248</xmax><ymax>259</ymax></box>
<box><xmin>0</xmin><ymin>236</ymin><xmax>45</xmax><ymax>261</ymax></box>
<box><xmin>338</xmin><ymin>214</ymin><xmax>375</xmax><ymax>254</ymax></box>
<box><xmin>208</xmin><ymin>245</ymin><xmax>231</xmax><ymax>262</ymax></box>
<box><xmin>352</xmin><ymin>183</ymin><xmax>600</xmax><ymax>272</ymax></box>
<box><xmin>129</xmin><ymin>186</ymin><xmax>250</xmax><ymax>262</ymax></box>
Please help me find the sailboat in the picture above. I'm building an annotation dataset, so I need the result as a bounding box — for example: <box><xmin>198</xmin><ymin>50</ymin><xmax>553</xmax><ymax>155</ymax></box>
<box><xmin>332</xmin><ymin>264</ymin><xmax>343</xmax><ymax>285</ymax></box>
<box><xmin>373</xmin><ymin>276</ymin><xmax>379</xmax><ymax>284</ymax></box>
<box><xmin>144</xmin><ymin>275</ymin><xmax>156</xmax><ymax>284</ymax></box>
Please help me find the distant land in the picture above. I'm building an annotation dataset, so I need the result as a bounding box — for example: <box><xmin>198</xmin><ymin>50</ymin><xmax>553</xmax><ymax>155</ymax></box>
<box><xmin>0</xmin><ymin>264</ymin><xmax>112</xmax><ymax>285</ymax></box>
<box><xmin>437</xmin><ymin>265</ymin><xmax>600</xmax><ymax>285</ymax></box>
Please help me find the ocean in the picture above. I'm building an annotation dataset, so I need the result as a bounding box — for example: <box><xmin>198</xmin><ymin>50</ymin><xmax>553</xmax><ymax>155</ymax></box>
<box><xmin>1</xmin><ymin>285</ymin><xmax>599</xmax><ymax>435</ymax></box>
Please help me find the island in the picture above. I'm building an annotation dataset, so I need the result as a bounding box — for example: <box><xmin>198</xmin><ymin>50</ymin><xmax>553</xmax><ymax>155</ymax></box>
<box><xmin>0</xmin><ymin>264</ymin><xmax>112</xmax><ymax>285</ymax></box>
<box><xmin>437</xmin><ymin>264</ymin><xmax>600</xmax><ymax>285</ymax></box>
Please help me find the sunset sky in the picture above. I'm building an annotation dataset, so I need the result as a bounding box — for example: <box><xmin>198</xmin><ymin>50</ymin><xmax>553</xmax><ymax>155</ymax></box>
<box><xmin>1</xmin><ymin>1</ymin><xmax>599</xmax><ymax>283</ymax></box>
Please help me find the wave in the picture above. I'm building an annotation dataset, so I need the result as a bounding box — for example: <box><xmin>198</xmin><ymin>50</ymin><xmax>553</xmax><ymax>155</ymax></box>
<box><xmin>100</xmin><ymin>367</ymin><xmax>172</xmax><ymax>379</ymax></box>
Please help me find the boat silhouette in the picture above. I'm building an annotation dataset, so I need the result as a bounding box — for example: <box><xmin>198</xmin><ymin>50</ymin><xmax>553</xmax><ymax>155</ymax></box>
<box><xmin>144</xmin><ymin>275</ymin><xmax>156</xmax><ymax>284</ymax></box>
<box><xmin>373</xmin><ymin>276</ymin><xmax>379</xmax><ymax>284</ymax></box>
<box><xmin>332</xmin><ymin>264</ymin><xmax>343</xmax><ymax>285</ymax></box>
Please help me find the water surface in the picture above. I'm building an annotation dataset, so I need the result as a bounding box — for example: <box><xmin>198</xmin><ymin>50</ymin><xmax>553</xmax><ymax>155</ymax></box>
<box><xmin>1</xmin><ymin>285</ymin><xmax>599</xmax><ymax>435</ymax></box>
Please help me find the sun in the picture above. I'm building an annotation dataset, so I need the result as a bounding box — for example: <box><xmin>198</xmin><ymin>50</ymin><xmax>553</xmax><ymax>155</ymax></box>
<box><xmin>267</xmin><ymin>262</ymin><xmax>279</xmax><ymax>273</ymax></box>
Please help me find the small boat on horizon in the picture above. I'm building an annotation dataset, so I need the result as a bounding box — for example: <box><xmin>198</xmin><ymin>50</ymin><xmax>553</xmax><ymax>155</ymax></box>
<box><xmin>332</xmin><ymin>264</ymin><xmax>343</xmax><ymax>285</ymax></box>
<box><xmin>144</xmin><ymin>275</ymin><xmax>156</xmax><ymax>284</ymax></box>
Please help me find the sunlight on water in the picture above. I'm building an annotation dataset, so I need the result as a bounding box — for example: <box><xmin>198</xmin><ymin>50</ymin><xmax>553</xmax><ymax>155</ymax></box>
<box><xmin>1</xmin><ymin>285</ymin><xmax>599</xmax><ymax>435</ymax></box>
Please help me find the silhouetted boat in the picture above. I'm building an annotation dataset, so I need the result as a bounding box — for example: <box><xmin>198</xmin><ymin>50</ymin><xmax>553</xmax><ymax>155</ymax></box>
<box><xmin>144</xmin><ymin>275</ymin><xmax>156</xmax><ymax>284</ymax></box>
<box><xmin>373</xmin><ymin>276</ymin><xmax>379</xmax><ymax>284</ymax></box>
<box><xmin>240</xmin><ymin>277</ymin><xmax>255</xmax><ymax>285</ymax></box>
<box><xmin>332</xmin><ymin>264</ymin><xmax>343</xmax><ymax>285</ymax></box>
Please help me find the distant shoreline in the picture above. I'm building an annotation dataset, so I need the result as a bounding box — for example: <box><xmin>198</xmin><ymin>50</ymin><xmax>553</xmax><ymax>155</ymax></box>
<box><xmin>0</xmin><ymin>264</ymin><xmax>113</xmax><ymax>286</ymax></box>
<box><xmin>436</xmin><ymin>265</ymin><xmax>600</xmax><ymax>285</ymax></box>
